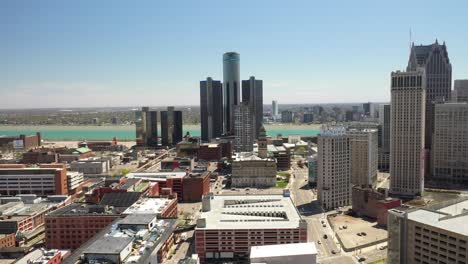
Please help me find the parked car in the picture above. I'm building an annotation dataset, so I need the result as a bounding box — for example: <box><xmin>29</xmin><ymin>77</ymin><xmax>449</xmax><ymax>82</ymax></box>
<box><xmin>331</xmin><ymin>250</ymin><xmax>336</xmax><ymax>254</ymax></box>
<box><xmin>317</xmin><ymin>240</ymin><xmax>321</xmax><ymax>244</ymax></box>
<box><xmin>323</xmin><ymin>234</ymin><xmax>328</xmax><ymax>239</ymax></box>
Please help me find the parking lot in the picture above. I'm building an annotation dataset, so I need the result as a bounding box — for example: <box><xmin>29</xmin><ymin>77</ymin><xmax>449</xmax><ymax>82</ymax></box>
<box><xmin>329</xmin><ymin>214</ymin><xmax>388</xmax><ymax>251</ymax></box>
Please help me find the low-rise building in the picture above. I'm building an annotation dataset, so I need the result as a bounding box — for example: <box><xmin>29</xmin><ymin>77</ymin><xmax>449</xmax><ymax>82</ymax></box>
<box><xmin>231</xmin><ymin>153</ymin><xmax>276</xmax><ymax>188</ymax></box>
<box><xmin>15</xmin><ymin>249</ymin><xmax>69</xmax><ymax>264</ymax></box>
<box><xmin>0</xmin><ymin>195</ymin><xmax>70</xmax><ymax>246</ymax></box>
<box><xmin>0</xmin><ymin>132</ymin><xmax>41</xmax><ymax>150</ymax></box>
<box><xmin>351</xmin><ymin>186</ymin><xmax>401</xmax><ymax>226</ymax></box>
<box><xmin>0</xmin><ymin>233</ymin><xmax>16</xmax><ymax>248</ymax></box>
<box><xmin>70</xmin><ymin>157</ymin><xmax>110</xmax><ymax>176</ymax></box>
<box><xmin>0</xmin><ymin>164</ymin><xmax>68</xmax><ymax>196</ymax></box>
<box><xmin>66</xmin><ymin>171</ymin><xmax>84</xmax><ymax>194</ymax></box>
<box><xmin>161</xmin><ymin>157</ymin><xmax>194</xmax><ymax>172</ymax></box>
<box><xmin>198</xmin><ymin>143</ymin><xmax>222</xmax><ymax>161</ymax></box>
<box><xmin>250</xmin><ymin>242</ymin><xmax>317</xmax><ymax>264</ymax></box>
<box><xmin>195</xmin><ymin>193</ymin><xmax>307</xmax><ymax>263</ymax></box>
<box><xmin>388</xmin><ymin>198</ymin><xmax>468</xmax><ymax>264</ymax></box>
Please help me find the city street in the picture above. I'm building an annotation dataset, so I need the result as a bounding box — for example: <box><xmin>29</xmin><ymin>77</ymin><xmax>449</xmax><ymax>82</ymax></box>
<box><xmin>289</xmin><ymin>158</ymin><xmax>356</xmax><ymax>263</ymax></box>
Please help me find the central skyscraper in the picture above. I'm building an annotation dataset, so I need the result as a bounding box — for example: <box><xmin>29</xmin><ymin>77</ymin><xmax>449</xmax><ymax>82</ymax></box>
<box><xmin>223</xmin><ymin>52</ymin><xmax>240</xmax><ymax>135</ymax></box>
<box><xmin>390</xmin><ymin>70</ymin><xmax>426</xmax><ymax>197</ymax></box>
<box><xmin>242</xmin><ymin>76</ymin><xmax>263</xmax><ymax>139</ymax></box>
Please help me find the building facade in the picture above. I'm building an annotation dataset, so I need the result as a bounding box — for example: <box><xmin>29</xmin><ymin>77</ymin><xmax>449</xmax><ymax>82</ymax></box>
<box><xmin>242</xmin><ymin>76</ymin><xmax>263</xmax><ymax>139</ymax></box>
<box><xmin>231</xmin><ymin>155</ymin><xmax>277</xmax><ymax>188</ymax></box>
<box><xmin>390</xmin><ymin>71</ymin><xmax>426</xmax><ymax>197</ymax></box>
<box><xmin>378</xmin><ymin>104</ymin><xmax>391</xmax><ymax>171</ymax></box>
<box><xmin>349</xmin><ymin>128</ymin><xmax>378</xmax><ymax>187</ymax></box>
<box><xmin>135</xmin><ymin>107</ymin><xmax>158</xmax><ymax>147</ymax></box>
<box><xmin>387</xmin><ymin>198</ymin><xmax>468</xmax><ymax>264</ymax></box>
<box><xmin>272</xmin><ymin>100</ymin><xmax>278</xmax><ymax>116</ymax></box>
<box><xmin>317</xmin><ymin>126</ymin><xmax>351</xmax><ymax>210</ymax></box>
<box><xmin>234</xmin><ymin>103</ymin><xmax>255</xmax><ymax>152</ymax></box>
<box><xmin>161</xmin><ymin>106</ymin><xmax>183</xmax><ymax>147</ymax></box>
<box><xmin>454</xmin><ymin>79</ymin><xmax>468</xmax><ymax>103</ymax></box>
<box><xmin>407</xmin><ymin>41</ymin><xmax>452</xmax><ymax>176</ymax></box>
<box><xmin>200</xmin><ymin>77</ymin><xmax>223</xmax><ymax>142</ymax></box>
<box><xmin>223</xmin><ymin>52</ymin><xmax>240</xmax><ymax>135</ymax></box>
<box><xmin>281</xmin><ymin>110</ymin><xmax>293</xmax><ymax>123</ymax></box>
<box><xmin>431</xmin><ymin>103</ymin><xmax>468</xmax><ymax>185</ymax></box>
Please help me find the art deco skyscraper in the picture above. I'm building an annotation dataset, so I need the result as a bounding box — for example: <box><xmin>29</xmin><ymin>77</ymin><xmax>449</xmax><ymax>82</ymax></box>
<box><xmin>200</xmin><ymin>77</ymin><xmax>223</xmax><ymax>142</ymax></box>
<box><xmin>223</xmin><ymin>52</ymin><xmax>240</xmax><ymax>135</ymax></box>
<box><xmin>135</xmin><ymin>106</ymin><xmax>158</xmax><ymax>147</ymax></box>
<box><xmin>242</xmin><ymin>76</ymin><xmax>263</xmax><ymax>139</ymax></box>
<box><xmin>407</xmin><ymin>41</ymin><xmax>451</xmax><ymax>171</ymax></box>
<box><xmin>317</xmin><ymin>125</ymin><xmax>351</xmax><ymax>210</ymax></box>
<box><xmin>161</xmin><ymin>106</ymin><xmax>183</xmax><ymax>147</ymax></box>
<box><xmin>390</xmin><ymin>70</ymin><xmax>426</xmax><ymax>197</ymax></box>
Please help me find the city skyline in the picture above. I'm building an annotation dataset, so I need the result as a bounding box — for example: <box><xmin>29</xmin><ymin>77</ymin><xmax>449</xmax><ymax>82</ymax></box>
<box><xmin>2</xmin><ymin>1</ymin><xmax>468</xmax><ymax>108</ymax></box>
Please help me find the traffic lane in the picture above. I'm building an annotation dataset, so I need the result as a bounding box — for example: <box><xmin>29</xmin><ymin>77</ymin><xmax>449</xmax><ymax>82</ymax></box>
<box><xmin>318</xmin><ymin>255</ymin><xmax>357</xmax><ymax>264</ymax></box>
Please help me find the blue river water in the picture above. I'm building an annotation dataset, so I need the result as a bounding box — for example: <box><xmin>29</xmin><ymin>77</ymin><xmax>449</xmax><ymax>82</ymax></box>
<box><xmin>0</xmin><ymin>126</ymin><xmax>320</xmax><ymax>141</ymax></box>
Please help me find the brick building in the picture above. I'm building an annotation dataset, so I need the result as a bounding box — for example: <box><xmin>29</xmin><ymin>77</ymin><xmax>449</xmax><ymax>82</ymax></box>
<box><xmin>198</xmin><ymin>143</ymin><xmax>223</xmax><ymax>161</ymax></box>
<box><xmin>0</xmin><ymin>132</ymin><xmax>41</xmax><ymax>150</ymax></box>
<box><xmin>182</xmin><ymin>172</ymin><xmax>211</xmax><ymax>202</ymax></box>
<box><xmin>0</xmin><ymin>233</ymin><xmax>16</xmax><ymax>248</ymax></box>
<box><xmin>351</xmin><ymin>186</ymin><xmax>401</xmax><ymax>226</ymax></box>
<box><xmin>195</xmin><ymin>194</ymin><xmax>308</xmax><ymax>263</ymax></box>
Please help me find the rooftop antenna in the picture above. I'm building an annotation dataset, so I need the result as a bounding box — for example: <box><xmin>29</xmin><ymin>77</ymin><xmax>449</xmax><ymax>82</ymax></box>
<box><xmin>409</xmin><ymin>28</ymin><xmax>413</xmax><ymax>51</ymax></box>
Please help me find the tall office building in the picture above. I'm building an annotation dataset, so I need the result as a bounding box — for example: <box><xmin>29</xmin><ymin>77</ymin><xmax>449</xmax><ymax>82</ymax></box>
<box><xmin>233</xmin><ymin>102</ymin><xmax>255</xmax><ymax>152</ymax></box>
<box><xmin>431</xmin><ymin>102</ymin><xmax>468</xmax><ymax>185</ymax></box>
<box><xmin>272</xmin><ymin>100</ymin><xmax>278</xmax><ymax>116</ymax></box>
<box><xmin>161</xmin><ymin>106</ymin><xmax>183</xmax><ymax>147</ymax></box>
<box><xmin>317</xmin><ymin>126</ymin><xmax>351</xmax><ymax>210</ymax></box>
<box><xmin>407</xmin><ymin>41</ymin><xmax>452</xmax><ymax>172</ymax></box>
<box><xmin>453</xmin><ymin>79</ymin><xmax>468</xmax><ymax>102</ymax></box>
<box><xmin>242</xmin><ymin>76</ymin><xmax>263</xmax><ymax>139</ymax></box>
<box><xmin>281</xmin><ymin>110</ymin><xmax>293</xmax><ymax>123</ymax></box>
<box><xmin>135</xmin><ymin>107</ymin><xmax>158</xmax><ymax>147</ymax></box>
<box><xmin>200</xmin><ymin>77</ymin><xmax>223</xmax><ymax>142</ymax></box>
<box><xmin>363</xmin><ymin>102</ymin><xmax>371</xmax><ymax>116</ymax></box>
<box><xmin>349</xmin><ymin>128</ymin><xmax>378</xmax><ymax>187</ymax></box>
<box><xmin>390</xmin><ymin>71</ymin><xmax>426</xmax><ymax>197</ymax></box>
<box><xmin>378</xmin><ymin>104</ymin><xmax>391</xmax><ymax>171</ymax></box>
<box><xmin>223</xmin><ymin>52</ymin><xmax>240</xmax><ymax>135</ymax></box>
<box><xmin>387</xmin><ymin>198</ymin><xmax>468</xmax><ymax>264</ymax></box>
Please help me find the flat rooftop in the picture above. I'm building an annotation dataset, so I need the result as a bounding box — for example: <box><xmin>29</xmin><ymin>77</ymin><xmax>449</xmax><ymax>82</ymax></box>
<box><xmin>47</xmin><ymin>203</ymin><xmax>120</xmax><ymax>216</ymax></box>
<box><xmin>198</xmin><ymin>194</ymin><xmax>304</xmax><ymax>229</ymax></box>
<box><xmin>83</xmin><ymin>236</ymin><xmax>133</xmax><ymax>255</ymax></box>
<box><xmin>127</xmin><ymin>172</ymin><xmax>186</xmax><ymax>180</ymax></box>
<box><xmin>250</xmin><ymin>242</ymin><xmax>317</xmax><ymax>258</ymax></box>
<box><xmin>122</xmin><ymin>197</ymin><xmax>172</xmax><ymax>215</ymax></box>
<box><xmin>407</xmin><ymin>198</ymin><xmax>468</xmax><ymax>236</ymax></box>
<box><xmin>118</xmin><ymin>214</ymin><xmax>156</xmax><ymax>226</ymax></box>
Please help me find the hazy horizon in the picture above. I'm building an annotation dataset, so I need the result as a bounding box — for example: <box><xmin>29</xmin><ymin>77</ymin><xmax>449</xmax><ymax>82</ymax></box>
<box><xmin>2</xmin><ymin>0</ymin><xmax>468</xmax><ymax>108</ymax></box>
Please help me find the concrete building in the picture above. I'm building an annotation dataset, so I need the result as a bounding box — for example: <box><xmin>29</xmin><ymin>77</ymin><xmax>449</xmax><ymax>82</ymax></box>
<box><xmin>0</xmin><ymin>164</ymin><xmax>68</xmax><ymax>196</ymax></box>
<box><xmin>200</xmin><ymin>77</ymin><xmax>223</xmax><ymax>142</ymax></box>
<box><xmin>388</xmin><ymin>198</ymin><xmax>468</xmax><ymax>264</ymax></box>
<box><xmin>66</xmin><ymin>171</ymin><xmax>84</xmax><ymax>194</ymax></box>
<box><xmin>70</xmin><ymin>157</ymin><xmax>110</xmax><ymax>176</ymax></box>
<box><xmin>317</xmin><ymin>126</ymin><xmax>351</xmax><ymax>210</ymax></box>
<box><xmin>281</xmin><ymin>110</ymin><xmax>293</xmax><ymax>123</ymax></box>
<box><xmin>390</xmin><ymin>70</ymin><xmax>426</xmax><ymax>197</ymax></box>
<box><xmin>234</xmin><ymin>102</ymin><xmax>255</xmax><ymax>152</ymax></box>
<box><xmin>453</xmin><ymin>79</ymin><xmax>468</xmax><ymax>102</ymax></box>
<box><xmin>272</xmin><ymin>100</ymin><xmax>278</xmax><ymax>116</ymax></box>
<box><xmin>135</xmin><ymin>107</ymin><xmax>158</xmax><ymax>147</ymax></box>
<box><xmin>242</xmin><ymin>76</ymin><xmax>263</xmax><ymax>139</ymax></box>
<box><xmin>223</xmin><ymin>52</ymin><xmax>241</xmax><ymax>135</ymax></box>
<box><xmin>378</xmin><ymin>104</ymin><xmax>391</xmax><ymax>171</ymax></box>
<box><xmin>250</xmin><ymin>242</ymin><xmax>317</xmax><ymax>264</ymax></box>
<box><xmin>195</xmin><ymin>194</ymin><xmax>307</xmax><ymax>263</ymax></box>
<box><xmin>161</xmin><ymin>106</ymin><xmax>183</xmax><ymax>147</ymax></box>
<box><xmin>267</xmin><ymin>145</ymin><xmax>291</xmax><ymax>170</ymax></box>
<box><xmin>15</xmin><ymin>249</ymin><xmax>69</xmax><ymax>264</ymax></box>
<box><xmin>431</xmin><ymin>102</ymin><xmax>468</xmax><ymax>185</ymax></box>
<box><xmin>303</xmin><ymin>113</ymin><xmax>314</xmax><ymax>123</ymax></box>
<box><xmin>231</xmin><ymin>153</ymin><xmax>276</xmax><ymax>188</ymax></box>
<box><xmin>349</xmin><ymin>128</ymin><xmax>378</xmax><ymax>187</ymax></box>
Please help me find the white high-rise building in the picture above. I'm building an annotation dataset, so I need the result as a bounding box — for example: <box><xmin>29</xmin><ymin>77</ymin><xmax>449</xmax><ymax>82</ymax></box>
<box><xmin>389</xmin><ymin>70</ymin><xmax>426</xmax><ymax>197</ymax></box>
<box><xmin>272</xmin><ymin>100</ymin><xmax>278</xmax><ymax>116</ymax></box>
<box><xmin>317</xmin><ymin>125</ymin><xmax>351</xmax><ymax>210</ymax></box>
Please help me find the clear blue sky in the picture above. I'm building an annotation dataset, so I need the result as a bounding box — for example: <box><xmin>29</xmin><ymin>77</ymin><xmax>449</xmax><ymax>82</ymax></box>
<box><xmin>1</xmin><ymin>0</ymin><xmax>467</xmax><ymax>109</ymax></box>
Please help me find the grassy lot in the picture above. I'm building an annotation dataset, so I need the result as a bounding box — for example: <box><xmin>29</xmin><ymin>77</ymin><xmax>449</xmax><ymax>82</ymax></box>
<box><xmin>275</xmin><ymin>181</ymin><xmax>288</xmax><ymax>188</ymax></box>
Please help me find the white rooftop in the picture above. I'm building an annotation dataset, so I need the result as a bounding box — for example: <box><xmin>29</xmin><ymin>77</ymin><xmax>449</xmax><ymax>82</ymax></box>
<box><xmin>127</xmin><ymin>172</ymin><xmax>186</xmax><ymax>180</ymax></box>
<box><xmin>407</xmin><ymin>199</ymin><xmax>468</xmax><ymax>236</ymax></box>
<box><xmin>250</xmin><ymin>242</ymin><xmax>317</xmax><ymax>259</ymax></box>
<box><xmin>122</xmin><ymin>198</ymin><xmax>172</xmax><ymax>215</ymax></box>
<box><xmin>198</xmin><ymin>194</ymin><xmax>304</xmax><ymax>229</ymax></box>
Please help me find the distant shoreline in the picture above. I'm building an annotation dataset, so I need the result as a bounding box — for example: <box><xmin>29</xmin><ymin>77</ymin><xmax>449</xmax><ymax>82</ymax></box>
<box><xmin>0</xmin><ymin>123</ymin><xmax>322</xmax><ymax>130</ymax></box>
